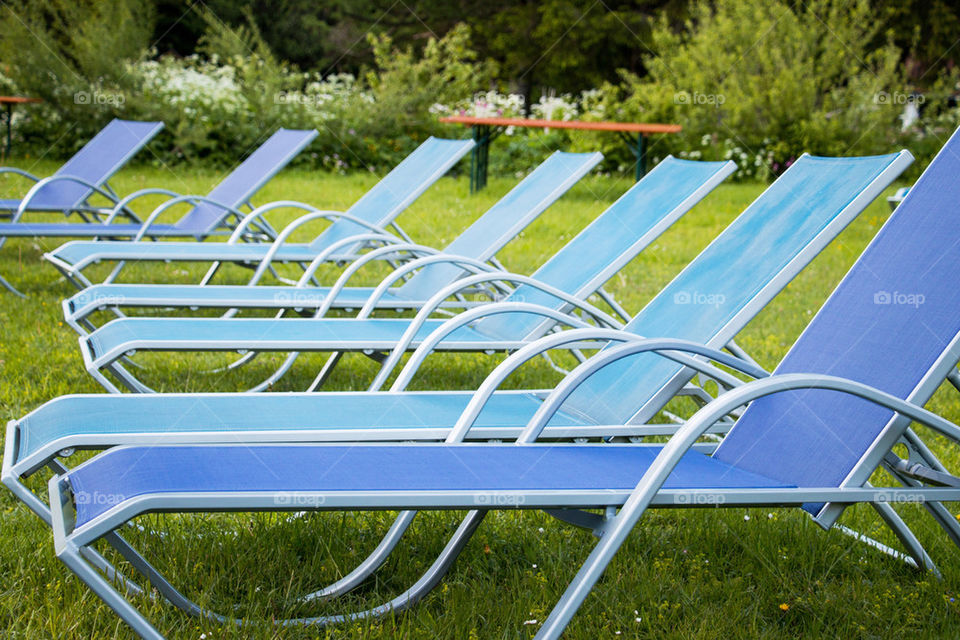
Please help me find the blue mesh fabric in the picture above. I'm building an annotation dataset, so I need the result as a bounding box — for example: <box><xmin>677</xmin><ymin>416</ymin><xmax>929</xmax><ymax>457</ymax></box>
<box><xmin>394</xmin><ymin>151</ymin><xmax>602</xmax><ymax>300</ymax></box>
<box><xmin>713</xmin><ymin>128</ymin><xmax>960</xmax><ymax>504</ymax></box>
<box><xmin>29</xmin><ymin>120</ymin><xmax>162</xmax><ymax>209</ymax></box>
<box><xmin>68</xmin><ymin>443</ymin><xmax>791</xmax><ymax>527</ymax></box>
<box><xmin>173</xmin><ymin>129</ymin><xmax>316</xmax><ymax>233</ymax></box>
<box><xmin>557</xmin><ymin>153</ymin><xmax>904</xmax><ymax>425</ymax></box>
<box><xmin>475</xmin><ymin>157</ymin><xmax>731</xmax><ymax>339</ymax></box>
<box><xmin>306</xmin><ymin>137</ymin><xmax>473</xmax><ymax>253</ymax></box>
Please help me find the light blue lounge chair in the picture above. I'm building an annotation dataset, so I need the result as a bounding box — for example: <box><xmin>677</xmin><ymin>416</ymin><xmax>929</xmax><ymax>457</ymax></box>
<box><xmin>62</xmin><ymin>156</ymin><xmax>734</xmax><ymax>336</ymax></box>
<box><xmin>43</xmin><ymin>136</ymin><xmax>476</xmax><ymax>290</ymax></box>
<box><xmin>76</xmin><ymin>151</ymin><xmax>910</xmax><ymax>394</ymax></box>
<box><xmin>0</xmin><ymin>118</ymin><xmax>163</xmax><ymax>222</ymax></box>
<box><xmin>0</xmin><ymin>128</ymin><xmax>318</xmax><ymax>296</ymax></box>
<box><xmin>39</xmin><ymin>130</ymin><xmax>960</xmax><ymax>639</ymax></box>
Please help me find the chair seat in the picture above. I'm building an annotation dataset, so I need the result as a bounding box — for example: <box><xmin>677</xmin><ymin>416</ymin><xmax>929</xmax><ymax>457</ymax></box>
<box><xmin>85</xmin><ymin>317</ymin><xmax>503</xmax><ymax>361</ymax></box>
<box><xmin>0</xmin><ymin>222</ymin><xmax>183</xmax><ymax>237</ymax></box>
<box><xmin>67</xmin><ymin>443</ymin><xmax>793</xmax><ymax>527</ymax></box>
<box><xmin>16</xmin><ymin>390</ymin><xmax>589</xmax><ymax>462</ymax></box>
<box><xmin>50</xmin><ymin>240</ymin><xmax>329</xmax><ymax>266</ymax></box>
<box><xmin>68</xmin><ymin>283</ymin><xmax>409</xmax><ymax>312</ymax></box>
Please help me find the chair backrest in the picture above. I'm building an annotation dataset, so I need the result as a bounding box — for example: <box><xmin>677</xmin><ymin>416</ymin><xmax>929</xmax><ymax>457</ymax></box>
<box><xmin>306</xmin><ymin>137</ymin><xmax>475</xmax><ymax>254</ymax></box>
<box><xmin>172</xmin><ymin>128</ymin><xmax>318</xmax><ymax>233</ymax></box>
<box><xmin>30</xmin><ymin>119</ymin><xmax>163</xmax><ymax>209</ymax></box>
<box><xmin>394</xmin><ymin>151</ymin><xmax>603</xmax><ymax>300</ymax></box>
<box><xmin>714</xmin><ymin>128</ymin><xmax>960</xmax><ymax>522</ymax></box>
<box><xmin>556</xmin><ymin>151</ymin><xmax>912</xmax><ymax>427</ymax></box>
<box><xmin>473</xmin><ymin>157</ymin><xmax>736</xmax><ymax>340</ymax></box>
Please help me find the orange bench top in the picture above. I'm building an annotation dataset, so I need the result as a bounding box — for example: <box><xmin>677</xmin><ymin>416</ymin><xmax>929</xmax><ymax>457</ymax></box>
<box><xmin>439</xmin><ymin>115</ymin><xmax>681</xmax><ymax>134</ymax></box>
<box><xmin>0</xmin><ymin>96</ymin><xmax>43</xmax><ymax>105</ymax></box>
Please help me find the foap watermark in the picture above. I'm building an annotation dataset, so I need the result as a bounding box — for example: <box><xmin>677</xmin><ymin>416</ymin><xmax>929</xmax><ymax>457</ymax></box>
<box><xmin>74</xmin><ymin>90</ymin><xmax>125</xmax><ymax>106</ymax></box>
<box><xmin>74</xmin><ymin>490</ymin><xmax>126</xmax><ymax>506</ymax></box>
<box><xmin>674</xmin><ymin>91</ymin><xmax>725</xmax><ymax>106</ymax></box>
<box><xmin>73</xmin><ymin>291</ymin><xmax>127</xmax><ymax>307</ymax></box>
<box><xmin>274</xmin><ymin>492</ymin><xmax>326</xmax><ymax>507</ymax></box>
<box><xmin>874</xmin><ymin>491</ymin><xmax>926</xmax><ymax>505</ymax></box>
<box><xmin>873</xmin><ymin>290</ymin><xmax>924</xmax><ymax>308</ymax></box>
<box><xmin>474</xmin><ymin>491</ymin><xmax>526</xmax><ymax>506</ymax></box>
<box><xmin>673</xmin><ymin>290</ymin><xmax>726</xmax><ymax>308</ymax></box>
<box><xmin>873</xmin><ymin>91</ymin><xmax>924</xmax><ymax>106</ymax></box>
<box><xmin>673</xmin><ymin>493</ymin><xmax>726</xmax><ymax>505</ymax></box>
<box><xmin>273</xmin><ymin>290</ymin><xmax>326</xmax><ymax>306</ymax></box>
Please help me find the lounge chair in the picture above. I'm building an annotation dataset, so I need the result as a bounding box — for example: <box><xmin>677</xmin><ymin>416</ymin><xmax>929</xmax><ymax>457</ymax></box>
<box><xmin>0</xmin><ymin>128</ymin><xmax>318</xmax><ymax>296</ymax></box>
<box><xmin>40</xmin><ymin>129</ymin><xmax>960</xmax><ymax>639</ymax></box>
<box><xmin>61</xmin><ymin>156</ymin><xmax>734</xmax><ymax>337</ymax></box>
<box><xmin>75</xmin><ymin>151</ymin><xmax>910</xmax><ymax>393</ymax></box>
<box><xmin>0</xmin><ymin>118</ymin><xmax>162</xmax><ymax>223</ymax></box>
<box><xmin>43</xmin><ymin>136</ymin><xmax>477</xmax><ymax>290</ymax></box>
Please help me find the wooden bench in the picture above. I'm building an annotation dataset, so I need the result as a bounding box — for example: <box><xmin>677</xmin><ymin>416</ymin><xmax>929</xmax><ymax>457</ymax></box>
<box><xmin>439</xmin><ymin>115</ymin><xmax>682</xmax><ymax>192</ymax></box>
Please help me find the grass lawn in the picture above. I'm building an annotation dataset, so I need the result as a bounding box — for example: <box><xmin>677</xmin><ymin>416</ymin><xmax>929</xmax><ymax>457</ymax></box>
<box><xmin>1</xmin><ymin>159</ymin><xmax>959</xmax><ymax>638</ymax></box>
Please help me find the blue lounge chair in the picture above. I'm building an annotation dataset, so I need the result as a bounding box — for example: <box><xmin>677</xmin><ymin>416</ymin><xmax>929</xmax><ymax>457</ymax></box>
<box><xmin>76</xmin><ymin>151</ymin><xmax>910</xmax><ymax>394</ymax></box>
<box><xmin>0</xmin><ymin>118</ymin><xmax>163</xmax><ymax>223</ymax></box>
<box><xmin>0</xmin><ymin>128</ymin><xmax>318</xmax><ymax>296</ymax></box>
<box><xmin>43</xmin><ymin>136</ymin><xmax>476</xmax><ymax>290</ymax></box>
<box><xmin>40</xmin><ymin>130</ymin><xmax>960</xmax><ymax>639</ymax></box>
<box><xmin>61</xmin><ymin>156</ymin><xmax>734</xmax><ymax>336</ymax></box>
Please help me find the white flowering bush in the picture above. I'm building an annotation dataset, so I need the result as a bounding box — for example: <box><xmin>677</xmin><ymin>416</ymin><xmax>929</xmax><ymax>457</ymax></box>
<box><xmin>530</xmin><ymin>93</ymin><xmax>578</xmax><ymax>121</ymax></box>
<box><xmin>131</xmin><ymin>56</ymin><xmax>246</xmax><ymax>121</ymax></box>
<box><xmin>451</xmin><ymin>91</ymin><xmax>525</xmax><ymax>119</ymax></box>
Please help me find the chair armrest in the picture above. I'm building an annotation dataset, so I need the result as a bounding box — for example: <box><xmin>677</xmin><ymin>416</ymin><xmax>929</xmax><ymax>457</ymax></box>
<box><xmin>357</xmin><ymin>254</ymin><xmax>500</xmax><ymax>318</ymax></box>
<box><xmin>371</xmin><ymin>299</ymin><xmax>598</xmax><ymax>392</ymax></box>
<box><xmin>131</xmin><ymin>195</ymin><xmax>245</xmax><ymax>241</ymax></box>
<box><xmin>100</xmin><ymin>188</ymin><xmax>180</xmax><ymax>224</ymax></box>
<box><xmin>304</xmin><ymin>242</ymin><xmax>444</xmax><ymax>316</ymax></box>
<box><xmin>445</xmin><ymin>334</ymin><xmax>767</xmax><ymax>443</ymax></box>
<box><xmin>13</xmin><ymin>175</ymin><xmax>119</xmax><ymax>223</ymax></box>
<box><xmin>0</xmin><ymin>167</ymin><xmax>41</xmax><ymax>183</ymax></box>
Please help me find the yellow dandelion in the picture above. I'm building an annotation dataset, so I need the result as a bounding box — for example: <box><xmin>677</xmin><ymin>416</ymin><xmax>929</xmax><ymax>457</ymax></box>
<box><xmin>779</xmin><ymin>603</ymin><xmax>790</xmax><ymax>611</ymax></box>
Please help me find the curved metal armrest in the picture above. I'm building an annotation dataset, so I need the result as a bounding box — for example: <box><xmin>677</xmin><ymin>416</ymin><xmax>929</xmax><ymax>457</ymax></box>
<box><xmin>576</xmin><ymin>373</ymin><xmax>960</xmax><ymax>532</ymax></box>
<box><xmin>100</xmin><ymin>188</ymin><xmax>181</xmax><ymax>224</ymax></box>
<box><xmin>445</xmin><ymin>333</ymin><xmax>768</xmax><ymax>442</ymax></box>
<box><xmin>244</xmin><ymin>209</ymin><xmax>403</xmax><ymax>285</ymax></box>
<box><xmin>131</xmin><ymin>195</ymin><xmax>244</xmax><ymax>241</ymax></box>
<box><xmin>304</xmin><ymin>242</ymin><xmax>445</xmax><ymax>316</ymax></box>
<box><xmin>373</xmin><ymin>300</ymin><xmax>598</xmax><ymax>392</ymax></box>
<box><xmin>517</xmin><ymin>338</ymin><xmax>770</xmax><ymax>443</ymax></box>
<box><xmin>357</xmin><ymin>254</ymin><xmax>501</xmax><ymax>317</ymax></box>
<box><xmin>14</xmin><ymin>175</ymin><xmax>120</xmax><ymax>223</ymax></box>
<box><xmin>0</xmin><ymin>167</ymin><xmax>41</xmax><ymax>183</ymax></box>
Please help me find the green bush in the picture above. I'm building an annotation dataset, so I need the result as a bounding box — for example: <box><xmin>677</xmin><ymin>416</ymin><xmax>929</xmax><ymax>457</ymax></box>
<box><xmin>597</xmin><ymin>0</ymin><xmax>909</xmax><ymax>179</ymax></box>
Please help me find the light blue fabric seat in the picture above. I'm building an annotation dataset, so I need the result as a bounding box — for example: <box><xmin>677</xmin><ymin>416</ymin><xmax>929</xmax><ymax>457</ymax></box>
<box><xmin>0</xmin><ymin>127</ymin><xmax>317</xmax><ymax>295</ymax></box>
<box><xmin>36</xmin><ymin>130</ymin><xmax>960</xmax><ymax>640</ymax></box>
<box><xmin>44</xmin><ymin>136</ymin><xmax>476</xmax><ymax>289</ymax></box>
<box><xmin>77</xmin><ymin>152</ymin><xmax>910</xmax><ymax>394</ymax></box>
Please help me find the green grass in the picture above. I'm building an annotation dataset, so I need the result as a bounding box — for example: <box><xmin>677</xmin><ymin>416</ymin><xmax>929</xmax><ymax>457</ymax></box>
<box><xmin>2</xmin><ymin>160</ymin><xmax>960</xmax><ymax>638</ymax></box>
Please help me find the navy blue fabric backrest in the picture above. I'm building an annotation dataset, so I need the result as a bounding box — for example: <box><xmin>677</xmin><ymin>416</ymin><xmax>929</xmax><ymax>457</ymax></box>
<box><xmin>714</xmin><ymin>129</ymin><xmax>960</xmax><ymax>498</ymax></box>
<box><xmin>556</xmin><ymin>152</ymin><xmax>909</xmax><ymax>425</ymax></box>
<box><xmin>173</xmin><ymin>128</ymin><xmax>317</xmax><ymax>233</ymax></box>
<box><xmin>306</xmin><ymin>137</ymin><xmax>475</xmax><ymax>254</ymax></box>
<box><xmin>394</xmin><ymin>151</ymin><xmax>603</xmax><ymax>300</ymax></box>
<box><xmin>474</xmin><ymin>157</ymin><xmax>734</xmax><ymax>340</ymax></box>
<box><xmin>32</xmin><ymin>119</ymin><xmax>163</xmax><ymax>209</ymax></box>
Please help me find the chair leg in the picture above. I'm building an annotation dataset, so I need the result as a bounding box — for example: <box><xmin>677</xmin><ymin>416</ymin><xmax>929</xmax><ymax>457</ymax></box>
<box><xmin>0</xmin><ymin>271</ymin><xmax>25</xmax><ymax>297</ymax></box>
<box><xmin>56</xmin><ymin>540</ymin><xmax>166</xmax><ymax>640</ymax></box>
<box><xmin>298</xmin><ymin>510</ymin><xmax>419</xmax><ymax>602</ymax></box>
